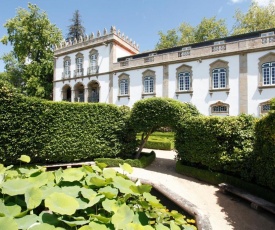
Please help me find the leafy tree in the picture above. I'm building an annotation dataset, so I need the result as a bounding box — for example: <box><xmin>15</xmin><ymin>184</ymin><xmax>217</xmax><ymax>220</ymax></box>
<box><xmin>155</xmin><ymin>29</ymin><xmax>179</xmax><ymax>50</ymax></box>
<box><xmin>195</xmin><ymin>17</ymin><xmax>228</xmax><ymax>42</ymax></box>
<box><xmin>67</xmin><ymin>10</ymin><xmax>86</xmax><ymax>42</ymax></box>
<box><xmin>178</xmin><ymin>22</ymin><xmax>196</xmax><ymax>46</ymax></box>
<box><xmin>1</xmin><ymin>3</ymin><xmax>62</xmax><ymax>99</ymax></box>
<box><xmin>232</xmin><ymin>0</ymin><xmax>275</xmax><ymax>35</ymax></box>
<box><xmin>0</xmin><ymin>52</ymin><xmax>24</xmax><ymax>89</ymax></box>
<box><xmin>155</xmin><ymin>17</ymin><xmax>228</xmax><ymax>49</ymax></box>
<box><xmin>129</xmin><ymin>98</ymin><xmax>200</xmax><ymax>158</ymax></box>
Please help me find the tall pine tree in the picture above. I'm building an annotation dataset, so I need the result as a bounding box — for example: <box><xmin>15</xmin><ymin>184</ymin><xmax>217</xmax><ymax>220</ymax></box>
<box><xmin>67</xmin><ymin>10</ymin><xmax>85</xmax><ymax>42</ymax></box>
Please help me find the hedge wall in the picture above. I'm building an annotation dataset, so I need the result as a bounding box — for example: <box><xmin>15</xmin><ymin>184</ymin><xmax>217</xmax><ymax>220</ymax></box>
<box><xmin>0</xmin><ymin>81</ymin><xmax>136</xmax><ymax>165</ymax></box>
<box><xmin>252</xmin><ymin>111</ymin><xmax>275</xmax><ymax>190</ymax></box>
<box><xmin>175</xmin><ymin>114</ymin><xmax>257</xmax><ymax>180</ymax></box>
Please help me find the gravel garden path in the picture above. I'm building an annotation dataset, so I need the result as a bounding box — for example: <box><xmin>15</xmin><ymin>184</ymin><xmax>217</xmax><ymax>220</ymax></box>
<box><xmin>126</xmin><ymin>149</ymin><xmax>275</xmax><ymax>230</ymax></box>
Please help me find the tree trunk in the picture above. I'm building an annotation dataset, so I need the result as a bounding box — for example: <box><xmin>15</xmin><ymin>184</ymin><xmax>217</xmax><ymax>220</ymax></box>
<box><xmin>135</xmin><ymin>130</ymin><xmax>152</xmax><ymax>159</ymax></box>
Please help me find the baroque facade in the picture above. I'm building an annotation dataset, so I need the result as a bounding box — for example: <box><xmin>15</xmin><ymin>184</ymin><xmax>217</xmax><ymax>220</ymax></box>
<box><xmin>53</xmin><ymin>26</ymin><xmax>275</xmax><ymax>116</ymax></box>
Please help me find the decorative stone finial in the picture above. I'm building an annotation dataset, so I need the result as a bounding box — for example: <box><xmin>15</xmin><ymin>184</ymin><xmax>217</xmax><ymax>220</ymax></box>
<box><xmin>73</xmin><ymin>37</ymin><xmax>77</xmax><ymax>44</ymax></box>
<box><xmin>79</xmin><ymin>36</ymin><xmax>83</xmax><ymax>42</ymax></box>
<box><xmin>97</xmin><ymin>30</ymin><xmax>101</xmax><ymax>37</ymax></box>
<box><xmin>90</xmin><ymin>33</ymin><xmax>94</xmax><ymax>39</ymax></box>
<box><xmin>117</xmin><ymin>30</ymin><xmax>121</xmax><ymax>37</ymax></box>
<box><xmin>103</xmin><ymin>28</ymin><xmax>107</xmax><ymax>35</ymax></box>
<box><xmin>110</xmin><ymin>26</ymin><xmax>116</xmax><ymax>34</ymax></box>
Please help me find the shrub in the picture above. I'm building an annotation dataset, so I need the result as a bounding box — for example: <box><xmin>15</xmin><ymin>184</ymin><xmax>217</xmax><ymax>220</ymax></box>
<box><xmin>251</xmin><ymin>111</ymin><xmax>275</xmax><ymax>190</ymax></box>
<box><xmin>176</xmin><ymin>162</ymin><xmax>275</xmax><ymax>203</ymax></box>
<box><xmin>175</xmin><ymin>114</ymin><xmax>257</xmax><ymax>180</ymax></box>
<box><xmin>95</xmin><ymin>151</ymin><xmax>156</xmax><ymax>168</ymax></box>
<box><xmin>0</xmin><ymin>82</ymin><xmax>136</xmax><ymax>165</ymax></box>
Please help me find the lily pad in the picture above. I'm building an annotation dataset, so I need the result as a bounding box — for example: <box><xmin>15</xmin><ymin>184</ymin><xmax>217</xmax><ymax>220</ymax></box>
<box><xmin>111</xmin><ymin>204</ymin><xmax>134</xmax><ymax>229</ymax></box>
<box><xmin>18</xmin><ymin>155</ymin><xmax>31</xmax><ymax>163</ymax></box>
<box><xmin>45</xmin><ymin>192</ymin><xmax>79</xmax><ymax>215</ymax></box>
<box><xmin>0</xmin><ymin>217</ymin><xmax>18</xmax><ymax>230</ymax></box>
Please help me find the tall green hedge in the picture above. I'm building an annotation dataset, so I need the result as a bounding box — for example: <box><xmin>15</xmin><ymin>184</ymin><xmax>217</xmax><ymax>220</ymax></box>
<box><xmin>175</xmin><ymin>114</ymin><xmax>257</xmax><ymax>180</ymax></box>
<box><xmin>0</xmin><ymin>81</ymin><xmax>136</xmax><ymax>165</ymax></box>
<box><xmin>252</xmin><ymin>111</ymin><xmax>275</xmax><ymax>190</ymax></box>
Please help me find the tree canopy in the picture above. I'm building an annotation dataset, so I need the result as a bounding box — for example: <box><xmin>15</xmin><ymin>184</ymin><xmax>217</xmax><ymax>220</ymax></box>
<box><xmin>232</xmin><ymin>0</ymin><xmax>275</xmax><ymax>35</ymax></box>
<box><xmin>156</xmin><ymin>0</ymin><xmax>275</xmax><ymax>49</ymax></box>
<box><xmin>67</xmin><ymin>10</ymin><xmax>86</xmax><ymax>42</ymax></box>
<box><xmin>1</xmin><ymin>3</ymin><xmax>62</xmax><ymax>99</ymax></box>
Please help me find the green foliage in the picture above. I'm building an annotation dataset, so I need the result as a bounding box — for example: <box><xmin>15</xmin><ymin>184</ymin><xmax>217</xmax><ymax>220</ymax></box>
<box><xmin>232</xmin><ymin>0</ymin><xmax>275</xmax><ymax>35</ymax></box>
<box><xmin>155</xmin><ymin>17</ymin><xmax>228</xmax><ymax>49</ymax></box>
<box><xmin>251</xmin><ymin>111</ymin><xmax>275</xmax><ymax>190</ymax></box>
<box><xmin>137</xmin><ymin>132</ymin><xmax>174</xmax><ymax>150</ymax></box>
<box><xmin>130</xmin><ymin>97</ymin><xmax>199</xmax><ymax>157</ymax></box>
<box><xmin>0</xmin><ymin>82</ymin><xmax>136</xmax><ymax>165</ymax></box>
<box><xmin>176</xmin><ymin>162</ymin><xmax>275</xmax><ymax>204</ymax></box>
<box><xmin>175</xmin><ymin>114</ymin><xmax>257</xmax><ymax>180</ymax></box>
<box><xmin>95</xmin><ymin>151</ymin><xmax>156</xmax><ymax>168</ymax></box>
<box><xmin>0</xmin><ymin>162</ymin><xmax>196</xmax><ymax>229</ymax></box>
<box><xmin>1</xmin><ymin>3</ymin><xmax>62</xmax><ymax>99</ymax></box>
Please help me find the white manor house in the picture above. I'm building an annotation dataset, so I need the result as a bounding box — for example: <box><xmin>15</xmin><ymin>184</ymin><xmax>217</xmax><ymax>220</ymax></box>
<box><xmin>53</xmin><ymin>26</ymin><xmax>275</xmax><ymax>116</ymax></box>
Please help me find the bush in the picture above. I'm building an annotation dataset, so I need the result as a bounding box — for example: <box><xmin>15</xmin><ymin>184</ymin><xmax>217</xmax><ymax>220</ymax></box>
<box><xmin>175</xmin><ymin>114</ymin><xmax>257</xmax><ymax>180</ymax></box>
<box><xmin>176</xmin><ymin>162</ymin><xmax>275</xmax><ymax>203</ymax></box>
<box><xmin>251</xmin><ymin>111</ymin><xmax>275</xmax><ymax>190</ymax></box>
<box><xmin>95</xmin><ymin>151</ymin><xmax>156</xmax><ymax>168</ymax></box>
<box><xmin>0</xmin><ymin>82</ymin><xmax>136</xmax><ymax>165</ymax></box>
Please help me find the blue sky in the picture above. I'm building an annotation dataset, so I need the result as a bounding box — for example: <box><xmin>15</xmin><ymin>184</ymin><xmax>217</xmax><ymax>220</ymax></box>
<box><xmin>0</xmin><ymin>0</ymin><xmax>271</xmax><ymax>72</ymax></box>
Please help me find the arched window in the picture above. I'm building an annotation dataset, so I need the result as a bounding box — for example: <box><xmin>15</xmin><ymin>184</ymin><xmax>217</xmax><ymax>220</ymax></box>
<box><xmin>259</xmin><ymin>100</ymin><xmax>271</xmax><ymax>115</ymax></box>
<box><xmin>210</xmin><ymin>101</ymin><xmax>229</xmax><ymax>116</ymax></box>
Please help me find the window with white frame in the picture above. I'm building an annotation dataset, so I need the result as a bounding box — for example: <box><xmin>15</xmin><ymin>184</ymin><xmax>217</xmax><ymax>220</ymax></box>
<box><xmin>262</xmin><ymin>62</ymin><xmax>275</xmax><ymax>86</ymax></box>
<box><xmin>178</xmin><ymin>72</ymin><xmax>190</xmax><ymax>91</ymax></box>
<box><xmin>120</xmin><ymin>79</ymin><xmax>129</xmax><ymax>95</ymax></box>
<box><xmin>89</xmin><ymin>49</ymin><xmax>98</xmax><ymax>74</ymax></box>
<box><xmin>118</xmin><ymin>74</ymin><xmax>130</xmax><ymax>97</ymax></box>
<box><xmin>144</xmin><ymin>76</ymin><xmax>154</xmax><ymax>93</ymax></box>
<box><xmin>63</xmin><ymin>57</ymin><xmax>71</xmax><ymax>78</ymax></box>
<box><xmin>210</xmin><ymin>101</ymin><xmax>229</xmax><ymax>115</ymax></box>
<box><xmin>212</xmin><ymin>68</ymin><xmax>227</xmax><ymax>89</ymax></box>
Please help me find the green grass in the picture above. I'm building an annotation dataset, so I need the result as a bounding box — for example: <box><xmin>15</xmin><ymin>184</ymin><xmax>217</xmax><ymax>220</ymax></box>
<box><xmin>136</xmin><ymin>132</ymin><xmax>175</xmax><ymax>150</ymax></box>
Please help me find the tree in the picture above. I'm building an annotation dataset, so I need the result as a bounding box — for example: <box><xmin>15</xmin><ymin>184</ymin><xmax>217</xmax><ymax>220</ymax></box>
<box><xmin>129</xmin><ymin>98</ymin><xmax>200</xmax><ymax>159</ymax></box>
<box><xmin>195</xmin><ymin>17</ymin><xmax>228</xmax><ymax>42</ymax></box>
<box><xmin>233</xmin><ymin>0</ymin><xmax>275</xmax><ymax>35</ymax></box>
<box><xmin>1</xmin><ymin>3</ymin><xmax>62</xmax><ymax>99</ymax></box>
<box><xmin>155</xmin><ymin>29</ymin><xmax>179</xmax><ymax>50</ymax></box>
<box><xmin>155</xmin><ymin>17</ymin><xmax>228</xmax><ymax>49</ymax></box>
<box><xmin>0</xmin><ymin>52</ymin><xmax>24</xmax><ymax>89</ymax></box>
<box><xmin>67</xmin><ymin>10</ymin><xmax>85</xmax><ymax>42</ymax></box>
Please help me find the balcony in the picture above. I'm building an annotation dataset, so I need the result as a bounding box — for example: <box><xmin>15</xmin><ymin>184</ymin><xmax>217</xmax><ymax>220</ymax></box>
<box><xmin>74</xmin><ymin>69</ymin><xmax>84</xmax><ymax>77</ymax></box>
<box><xmin>62</xmin><ymin>71</ymin><xmax>71</xmax><ymax>79</ymax></box>
<box><xmin>87</xmin><ymin>66</ymin><xmax>98</xmax><ymax>75</ymax></box>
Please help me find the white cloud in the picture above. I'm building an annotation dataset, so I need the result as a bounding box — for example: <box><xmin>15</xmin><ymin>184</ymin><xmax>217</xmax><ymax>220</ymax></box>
<box><xmin>230</xmin><ymin>0</ymin><xmax>275</xmax><ymax>6</ymax></box>
<box><xmin>253</xmin><ymin>0</ymin><xmax>273</xmax><ymax>6</ymax></box>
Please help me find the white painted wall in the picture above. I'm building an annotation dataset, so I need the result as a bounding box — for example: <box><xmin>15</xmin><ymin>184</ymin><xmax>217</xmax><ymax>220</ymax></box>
<box><xmin>247</xmin><ymin>51</ymin><xmax>274</xmax><ymax>116</ymax></box>
<box><xmin>115</xmin><ymin>44</ymin><xmax>136</xmax><ymax>60</ymax></box>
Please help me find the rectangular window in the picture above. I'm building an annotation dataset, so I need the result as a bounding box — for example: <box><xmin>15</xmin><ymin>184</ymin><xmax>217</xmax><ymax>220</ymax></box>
<box><xmin>144</xmin><ymin>77</ymin><xmax>154</xmax><ymax>93</ymax></box>
<box><xmin>212</xmin><ymin>68</ymin><xmax>227</xmax><ymax>89</ymax></box>
<box><xmin>178</xmin><ymin>72</ymin><xmax>190</xmax><ymax>91</ymax></box>
<box><xmin>89</xmin><ymin>54</ymin><xmax>97</xmax><ymax>74</ymax></box>
<box><xmin>262</xmin><ymin>62</ymin><xmax>275</xmax><ymax>85</ymax></box>
<box><xmin>76</xmin><ymin>57</ymin><xmax>83</xmax><ymax>76</ymax></box>
<box><xmin>120</xmin><ymin>79</ymin><xmax>128</xmax><ymax>95</ymax></box>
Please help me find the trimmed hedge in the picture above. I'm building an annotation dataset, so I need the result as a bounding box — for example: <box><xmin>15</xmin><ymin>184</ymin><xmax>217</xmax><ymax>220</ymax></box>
<box><xmin>176</xmin><ymin>162</ymin><xmax>275</xmax><ymax>204</ymax></box>
<box><xmin>0</xmin><ymin>81</ymin><xmax>136</xmax><ymax>165</ymax></box>
<box><xmin>143</xmin><ymin>139</ymin><xmax>172</xmax><ymax>150</ymax></box>
<box><xmin>175</xmin><ymin>114</ymin><xmax>257</xmax><ymax>180</ymax></box>
<box><xmin>95</xmin><ymin>151</ymin><xmax>156</xmax><ymax>168</ymax></box>
<box><xmin>251</xmin><ymin>111</ymin><xmax>275</xmax><ymax>190</ymax></box>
